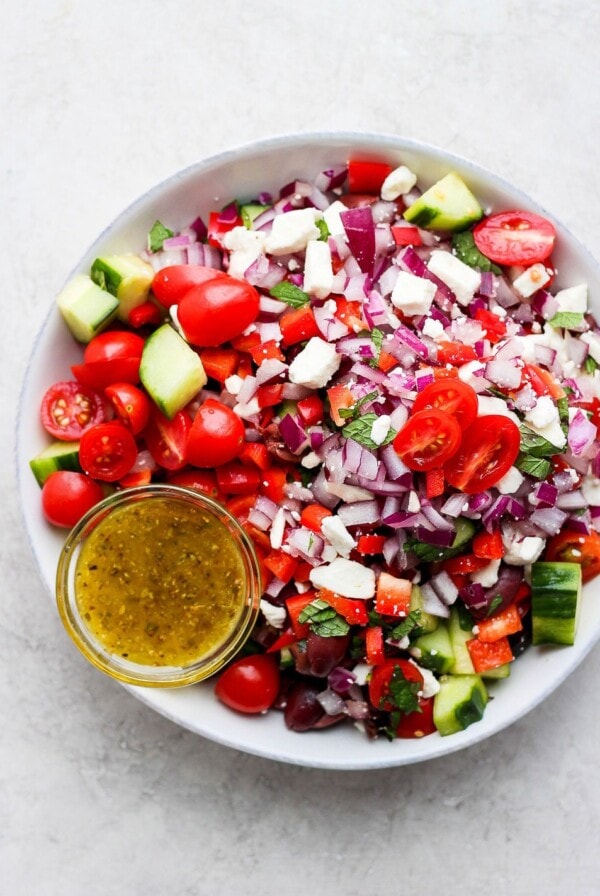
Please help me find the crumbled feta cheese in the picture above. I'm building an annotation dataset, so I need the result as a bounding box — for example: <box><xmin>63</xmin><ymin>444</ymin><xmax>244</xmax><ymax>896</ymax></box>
<box><xmin>264</xmin><ymin>208</ymin><xmax>321</xmax><ymax>255</ymax></box>
<box><xmin>502</xmin><ymin>535</ymin><xmax>545</xmax><ymax>566</ymax></box>
<box><xmin>380</xmin><ymin>165</ymin><xmax>418</xmax><ymax>200</ymax></box>
<box><xmin>269</xmin><ymin>507</ymin><xmax>286</xmax><ymax>550</ymax></box>
<box><xmin>233</xmin><ymin>397</ymin><xmax>261</xmax><ymax>419</ymax></box>
<box><xmin>321</xmin><ymin>516</ymin><xmax>357</xmax><ymax>558</ymax></box>
<box><xmin>477</xmin><ymin>394</ymin><xmax>521</xmax><ymax>426</ymax></box>
<box><xmin>223</xmin><ymin>226</ymin><xmax>267</xmax><ymax>278</ymax></box>
<box><xmin>413</xmin><ymin>663</ymin><xmax>441</xmax><ymax>698</ymax></box>
<box><xmin>581</xmin><ymin>475</ymin><xmax>600</xmax><ymax>506</ymax></box>
<box><xmin>391</xmin><ymin>270</ymin><xmax>437</xmax><ymax>316</ymax></box>
<box><xmin>470</xmin><ymin>559</ymin><xmax>501</xmax><ymax>587</ymax></box>
<box><xmin>309</xmin><ymin>558</ymin><xmax>376</xmax><ymax>598</ymax></box>
<box><xmin>260</xmin><ymin>599</ymin><xmax>287</xmax><ymax>629</ymax></box>
<box><xmin>554</xmin><ymin>283</ymin><xmax>588</xmax><ymax>314</ymax></box>
<box><xmin>224</xmin><ymin>374</ymin><xmax>244</xmax><ymax>396</ymax></box>
<box><xmin>512</xmin><ymin>263</ymin><xmax>551</xmax><ymax>298</ymax></box>
<box><xmin>300</xmin><ymin>451</ymin><xmax>321</xmax><ymax>469</ymax></box>
<box><xmin>352</xmin><ymin>663</ymin><xmax>372</xmax><ymax>686</ymax></box>
<box><xmin>370</xmin><ymin>414</ymin><xmax>392</xmax><ymax>446</ymax></box>
<box><xmin>427</xmin><ymin>250</ymin><xmax>481</xmax><ymax>305</ymax></box>
<box><xmin>288</xmin><ymin>336</ymin><xmax>341</xmax><ymax>389</ymax></box>
<box><xmin>303</xmin><ymin>239</ymin><xmax>334</xmax><ymax>299</ymax></box>
<box><xmin>422</xmin><ymin>317</ymin><xmax>446</xmax><ymax>341</ymax></box>
<box><xmin>458</xmin><ymin>359</ymin><xmax>486</xmax><ymax>387</ymax></box>
<box><xmin>325</xmin><ymin>482</ymin><xmax>374</xmax><ymax>503</ymax></box>
<box><xmin>496</xmin><ymin>466</ymin><xmax>525</xmax><ymax>495</ymax></box>
<box><xmin>322</xmin><ymin>199</ymin><xmax>348</xmax><ymax>236</ymax></box>
<box><xmin>523</xmin><ymin>396</ymin><xmax>566</xmax><ymax>448</ymax></box>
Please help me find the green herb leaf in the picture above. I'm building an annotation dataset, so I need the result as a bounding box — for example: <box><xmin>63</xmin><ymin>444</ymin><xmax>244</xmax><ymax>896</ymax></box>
<box><xmin>585</xmin><ymin>355</ymin><xmax>599</xmax><ymax>374</ymax></box>
<box><xmin>337</xmin><ymin>390</ymin><xmax>380</xmax><ymax>421</ymax></box>
<box><xmin>452</xmin><ymin>231</ymin><xmax>501</xmax><ymax>274</ymax></box>
<box><xmin>148</xmin><ymin>220</ymin><xmax>174</xmax><ymax>253</ymax></box>
<box><xmin>516</xmin><ymin>453</ymin><xmax>552</xmax><ymax>479</ymax></box>
<box><xmin>369</xmin><ymin>327</ymin><xmax>385</xmax><ymax>368</ymax></box>
<box><xmin>385</xmin><ymin>665</ymin><xmax>422</xmax><ymax>715</ymax></box>
<box><xmin>342</xmin><ymin>412</ymin><xmax>397</xmax><ymax>449</ymax></box>
<box><xmin>548</xmin><ymin>311</ymin><xmax>585</xmax><ymax>330</ymax></box>
<box><xmin>268</xmin><ymin>282</ymin><xmax>311</xmax><ymax>308</ymax></box>
<box><xmin>519</xmin><ymin>426</ymin><xmax>562</xmax><ymax>457</ymax></box>
<box><xmin>316</xmin><ymin>218</ymin><xmax>330</xmax><ymax>241</ymax></box>
<box><xmin>389</xmin><ymin>610</ymin><xmax>422</xmax><ymax>640</ymax></box>
<box><xmin>298</xmin><ymin>599</ymin><xmax>350</xmax><ymax>638</ymax></box>
<box><xmin>486</xmin><ymin>595</ymin><xmax>503</xmax><ymax>617</ymax></box>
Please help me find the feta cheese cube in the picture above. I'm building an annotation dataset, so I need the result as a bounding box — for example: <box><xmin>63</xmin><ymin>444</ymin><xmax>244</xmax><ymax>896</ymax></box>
<box><xmin>303</xmin><ymin>239</ymin><xmax>334</xmax><ymax>299</ymax></box>
<box><xmin>288</xmin><ymin>336</ymin><xmax>341</xmax><ymax>389</ymax></box>
<box><xmin>422</xmin><ymin>317</ymin><xmax>446</xmax><ymax>340</ymax></box>
<box><xmin>223</xmin><ymin>226</ymin><xmax>267</xmax><ymax>278</ymax></box>
<box><xmin>477</xmin><ymin>395</ymin><xmax>521</xmax><ymax>426</ymax></box>
<box><xmin>321</xmin><ymin>515</ymin><xmax>357</xmax><ymax>558</ymax></box>
<box><xmin>265</xmin><ymin>208</ymin><xmax>321</xmax><ymax>255</ymax></box>
<box><xmin>322</xmin><ymin>200</ymin><xmax>348</xmax><ymax>237</ymax></box>
<box><xmin>391</xmin><ymin>270</ymin><xmax>437</xmax><ymax>316</ymax></box>
<box><xmin>512</xmin><ymin>263</ymin><xmax>551</xmax><ymax>298</ymax></box>
<box><xmin>523</xmin><ymin>396</ymin><xmax>566</xmax><ymax>448</ymax></box>
<box><xmin>427</xmin><ymin>250</ymin><xmax>481</xmax><ymax>305</ymax></box>
<box><xmin>470</xmin><ymin>558</ymin><xmax>501</xmax><ymax>587</ymax></box>
<box><xmin>380</xmin><ymin>165</ymin><xmax>418</xmax><ymax>201</ymax></box>
<box><xmin>554</xmin><ymin>283</ymin><xmax>588</xmax><ymax>314</ymax></box>
<box><xmin>260</xmin><ymin>599</ymin><xmax>287</xmax><ymax>629</ymax></box>
<box><xmin>309</xmin><ymin>557</ymin><xmax>376</xmax><ymax>598</ymax></box>
<box><xmin>370</xmin><ymin>414</ymin><xmax>392</xmax><ymax>446</ymax></box>
<box><xmin>502</xmin><ymin>535</ymin><xmax>545</xmax><ymax>566</ymax></box>
<box><xmin>581</xmin><ymin>331</ymin><xmax>600</xmax><ymax>364</ymax></box>
<box><xmin>496</xmin><ymin>466</ymin><xmax>525</xmax><ymax>495</ymax></box>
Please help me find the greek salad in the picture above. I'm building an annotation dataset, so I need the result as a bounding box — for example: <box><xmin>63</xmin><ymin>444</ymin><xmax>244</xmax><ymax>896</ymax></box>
<box><xmin>31</xmin><ymin>156</ymin><xmax>600</xmax><ymax>740</ymax></box>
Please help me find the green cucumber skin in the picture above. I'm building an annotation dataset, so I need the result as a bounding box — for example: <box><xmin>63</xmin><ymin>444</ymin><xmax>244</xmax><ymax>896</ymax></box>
<box><xmin>448</xmin><ymin>607</ymin><xmax>476</xmax><ymax>674</ymax></box>
<box><xmin>433</xmin><ymin>674</ymin><xmax>488</xmax><ymax>737</ymax></box>
<box><xmin>531</xmin><ymin>561</ymin><xmax>582</xmax><ymax>646</ymax></box>
<box><xmin>139</xmin><ymin>324</ymin><xmax>207</xmax><ymax>419</ymax></box>
<box><xmin>409</xmin><ymin>585</ymin><xmax>439</xmax><ymax>634</ymax></box>
<box><xmin>91</xmin><ymin>258</ymin><xmax>122</xmax><ymax>296</ymax></box>
<box><xmin>29</xmin><ymin>441</ymin><xmax>81</xmax><ymax>486</ymax></box>
<box><xmin>412</xmin><ymin>623</ymin><xmax>454</xmax><ymax>674</ymax></box>
<box><xmin>403</xmin><ymin>173</ymin><xmax>483</xmax><ymax>232</ymax></box>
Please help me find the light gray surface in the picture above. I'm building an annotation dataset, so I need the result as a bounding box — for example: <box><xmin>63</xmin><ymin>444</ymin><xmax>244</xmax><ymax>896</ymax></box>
<box><xmin>3</xmin><ymin>2</ymin><xmax>600</xmax><ymax>893</ymax></box>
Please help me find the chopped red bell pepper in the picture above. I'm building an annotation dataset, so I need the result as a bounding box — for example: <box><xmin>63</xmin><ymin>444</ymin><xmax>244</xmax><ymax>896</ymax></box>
<box><xmin>231</xmin><ymin>330</ymin><xmax>261</xmax><ymax>353</ymax></box>
<box><xmin>327</xmin><ymin>384</ymin><xmax>354</xmax><ymax>426</ymax></box>
<box><xmin>128</xmin><ymin>300</ymin><xmax>163</xmax><ymax>328</ymax></box>
<box><xmin>299</xmin><ymin>502</ymin><xmax>332</xmax><ymax>533</ymax></box>
<box><xmin>264</xmin><ymin>550</ymin><xmax>298</xmax><ymax>584</ymax></box>
<box><xmin>199</xmin><ymin>347</ymin><xmax>240</xmax><ymax>383</ymax></box>
<box><xmin>472</xmin><ymin>529</ymin><xmax>504</xmax><ymax>560</ymax></box>
<box><xmin>267</xmin><ymin>627</ymin><xmax>297</xmax><ymax>653</ymax></box>
<box><xmin>279</xmin><ymin>306</ymin><xmax>320</xmax><ymax>346</ymax></box>
<box><xmin>256</xmin><ymin>383</ymin><xmax>284</xmax><ymax>408</ymax></box>
<box><xmin>286</xmin><ymin>591</ymin><xmax>318</xmax><ymax>639</ymax></box>
<box><xmin>441</xmin><ymin>553</ymin><xmax>490</xmax><ymax>576</ymax></box>
<box><xmin>476</xmin><ymin>603</ymin><xmax>523</xmax><ymax>642</ymax></box>
<box><xmin>467</xmin><ymin>635</ymin><xmax>513</xmax><ymax>672</ymax></box>
<box><xmin>334</xmin><ymin>297</ymin><xmax>364</xmax><ymax>332</ymax></box>
<box><xmin>216</xmin><ymin>463</ymin><xmax>261</xmax><ymax>495</ymax></box>
<box><xmin>391</xmin><ymin>225</ymin><xmax>423</xmax><ymax>247</ymax></box>
<box><xmin>376</xmin><ymin>350</ymin><xmax>398</xmax><ymax>373</ymax></box>
<box><xmin>297</xmin><ymin>394</ymin><xmax>324</xmax><ymax>426</ymax></box>
<box><xmin>356</xmin><ymin>534</ymin><xmax>387</xmax><ymax>555</ymax></box>
<box><xmin>375</xmin><ymin>572</ymin><xmax>412</xmax><ymax>617</ymax></box>
<box><xmin>249</xmin><ymin>340</ymin><xmax>286</xmax><ymax>365</ymax></box>
<box><xmin>348</xmin><ymin>159</ymin><xmax>393</xmax><ymax>194</ymax></box>
<box><xmin>260</xmin><ymin>467</ymin><xmax>287</xmax><ymax>503</ymax></box>
<box><xmin>316</xmin><ymin>588</ymin><xmax>369</xmax><ymax>625</ymax></box>
<box><xmin>207</xmin><ymin>206</ymin><xmax>243</xmax><ymax>247</ymax></box>
<box><xmin>239</xmin><ymin>441</ymin><xmax>271</xmax><ymax>471</ymax></box>
<box><xmin>474</xmin><ymin>308</ymin><xmax>507</xmax><ymax>344</ymax></box>
<box><xmin>436</xmin><ymin>342</ymin><xmax>478</xmax><ymax>366</ymax></box>
<box><xmin>365</xmin><ymin>625</ymin><xmax>386</xmax><ymax>665</ymax></box>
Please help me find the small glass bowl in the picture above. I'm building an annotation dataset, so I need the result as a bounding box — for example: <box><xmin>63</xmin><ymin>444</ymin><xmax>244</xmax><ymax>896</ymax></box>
<box><xmin>56</xmin><ymin>484</ymin><xmax>262</xmax><ymax>687</ymax></box>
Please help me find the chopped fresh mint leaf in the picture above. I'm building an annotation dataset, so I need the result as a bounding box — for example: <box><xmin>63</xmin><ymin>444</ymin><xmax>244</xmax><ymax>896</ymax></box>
<box><xmin>369</xmin><ymin>327</ymin><xmax>384</xmax><ymax>368</ymax></box>
<box><xmin>548</xmin><ymin>311</ymin><xmax>585</xmax><ymax>330</ymax></box>
<box><xmin>585</xmin><ymin>355</ymin><xmax>599</xmax><ymax>374</ymax></box>
<box><xmin>516</xmin><ymin>453</ymin><xmax>552</xmax><ymax>480</ymax></box>
<box><xmin>486</xmin><ymin>595</ymin><xmax>503</xmax><ymax>617</ymax></box>
<box><xmin>269</xmin><ymin>282</ymin><xmax>310</xmax><ymax>308</ymax></box>
<box><xmin>316</xmin><ymin>218</ymin><xmax>330</xmax><ymax>241</ymax></box>
<box><xmin>342</xmin><ymin>412</ymin><xmax>397</xmax><ymax>449</ymax></box>
<box><xmin>385</xmin><ymin>665</ymin><xmax>422</xmax><ymax>715</ymax></box>
<box><xmin>298</xmin><ymin>598</ymin><xmax>350</xmax><ymax>638</ymax></box>
<box><xmin>519</xmin><ymin>426</ymin><xmax>562</xmax><ymax>457</ymax></box>
<box><xmin>452</xmin><ymin>231</ymin><xmax>501</xmax><ymax>274</ymax></box>
<box><xmin>148</xmin><ymin>220</ymin><xmax>174</xmax><ymax>253</ymax></box>
<box><xmin>337</xmin><ymin>390</ymin><xmax>380</xmax><ymax>421</ymax></box>
<box><xmin>389</xmin><ymin>610</ymin><xmax>422</xmax><ymax>640</ymax></box>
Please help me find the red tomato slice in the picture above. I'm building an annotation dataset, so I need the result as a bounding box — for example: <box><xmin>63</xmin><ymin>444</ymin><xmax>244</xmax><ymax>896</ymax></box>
<box><xmin>79</xmin><ymin>421</ymin><xmax>138</xmax><ymax>482</ymax></box>
<box><xmin>412</xmin><ymin>379</ymin><xmax>478</xmax><ymax>430</ymax></box>
<box><xmin>151</xmin><ymin>265</ymin><xmax>227</xmax><ymax>308</ymax></box>
<box><xmin>72</xmin><ymin>357</ymin><xmax>142</xmax><ymax>390</ymax></box>
<box><xmin>444</xmin><ymin>415</ymin><xmax>520</xmax><ymax>494</ymax></box>
<box><xmin>41</xmin><ymin>471</ymin><xmax>104</xmax><ymax>528</ymax></box>
<box><xmin>41</xmin><ymin>381</ymin><xmax>105</xmax><ymax>441</ymax></box>
<box><xmin>104</xmin><ymin>382</ymin><xmax>152</xmax><ymax>435</ymax></box>
<box><xmin>177</xmin><ymin>277</ymin><xmax>260</xmax><ymax>347</ymax></box>
<box><xmin>545</xmin><ymin>529</ymin><xmax>600</xmax><ymax>583</ymax></box>
<box><xmin>144</xmin><ymin>408</ymin><xmax>192</xmax><ymax>471</ymax></box>
<box><xmin>368</xmin><ymin>659</ymin><xmax>423</xmax><ymax>713</ymax></box>
<box><xmin>186</xmin><ymin>398</ymin><xmax>246</xmax><ymax>468</ymax></box>
<box><xmin>393</xmin><ymin>409</ymin><xmax>461</xmax><ymax>471</ymax></box>
<box><xmin>215</xmin><ymin>654</ymin><xmax>280</xmax><ymax>714</ymax></box>
<box><xmin>473</xmin><ymin>210</ymin><xmax>556</xmax><ymax>266</ymax></box>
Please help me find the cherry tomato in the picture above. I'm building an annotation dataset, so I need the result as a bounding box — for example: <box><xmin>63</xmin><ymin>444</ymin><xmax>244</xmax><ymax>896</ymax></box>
<box><xmin>186</xmin><ymin>398</ymin><xmax>245</xmax><ymax>468</ymax></box>
<box><xmin>216</xmin><ymin>463</ymin><xmax>261</xmax><ymax>495</ymax></box>
<box><xmin>144</xmin><ymin>408</ymin><xmax>191</xmax><ymax>471</ymax></box>
<box><xmin>151</xmin><ymin>264</ymin><xmax>227</xmax><ymax>308</ymax></box>
<box><xmin>73</xmin><ymin>330</ymin><xmax>146</xmax><ymax>390</ymax></box>
<box><xmin>412</xmin><ymin>379</ymin><xmax>478</xmax><ymax>430</ymax></box>
<box><xmin>41</xmin><ymin>471</ymin><xmax>104</xmax><ymax>528</ymax></box>
<box><xmin>177</xmin><ymin>277</ymin><xmax>260</xmax><ymax>347</ymax></box>
<box><xmin>368</xmin><ymin>659</ymin><xmax>423</xmax><ymax>713</ymax></box>
<box><xmin>395</xmin><ymin>696</ymin><xmax>437</xmax><ymax>738</ymax></box>
<box><xmin>444</xmin><ymin>414</ymin><xmax>520</xmax><ymax>494</ymax></box>
<box><xmin>215</xmin><ymin>654</ymin><xmax>280</xmax><ymax>714</ymax></box>
<box><xmin>473</xmin><ymin>210</ymin><xmax>556</xmax><ymax>266</ymax></box>
<box><xmin>84</xmin><ymin>330</ymin><xmax>145</xmax><ymax>365</ymax></box>
<box><xmin>79</xmin><ymin>421</ymin><xmax>138</xmax><ymax>482</ymax></box>
<box><xmin>40</xmin><ymin>381</ymin><xmax>105</xmax><ymax>441</ymax></box>
<box><xmin>167</xmin><ymin>469</ymin><xmax>223</xmax><ymax>501</ymax></box>
<box><xmin>545</xmin><ymin>529</ymin><xmax>600</xmax><ymax>583</ymax></box>
<box><xmin>105</xmin><ymin>382</ymin><xmax>152</xmax><ymax>434</ymax></box>
<box><xmin>393</xmin><ymin>409</ymin><xmax>461</xmax><ymax>471</ymax></box>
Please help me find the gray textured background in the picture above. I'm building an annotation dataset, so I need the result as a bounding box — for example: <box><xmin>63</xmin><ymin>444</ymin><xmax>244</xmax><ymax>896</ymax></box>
<box><xmin>3</xmin><ymin>2</ymin><xmax>600</xmax><ymax>893</ymax></box>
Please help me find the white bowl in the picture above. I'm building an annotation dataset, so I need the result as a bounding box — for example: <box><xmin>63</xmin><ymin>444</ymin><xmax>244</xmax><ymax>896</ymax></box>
<box><xmin>16</xmin><ymin>132</ymin><xmax>600</xmax><ymax>769</ymax></box>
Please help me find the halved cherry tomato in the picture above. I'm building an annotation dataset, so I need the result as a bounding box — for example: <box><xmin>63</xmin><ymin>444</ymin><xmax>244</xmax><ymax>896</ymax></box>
<box><xmin>151</xmin><ymin>264</ymin><xmax>227</xmax><ymax>308</ymax></box>
<box><xmin>105</xmin><ymin>382</ymin><xmax>152</xmax><ymax>435</ymax></box>
<box><xmin>167</xmin><ymin>468</ymin><xmax>223</xmax><ymax>501</ymax></box>
<box><xmin>215</xmin><ymin>654</ymin><xmax>280</xmax><ymax>714</ymax></box>
<box><xmin>473</xmin><ymin>210</ymin><xmax>556</xmax><ymax>266</ymax></box>
<box><xmin>444</xmin><ymin>415</ymin><xmax>520</xmax><ymax>494</ymax></box>
<box><xmin>368</xmin><ymin>659</ymin><xmax>423</xmax><ymax>713</ymax></box>
<box><xmin>177</xmin><ymin>276</ymin><xmax>260</xmax><ymax>347</ymax></box>
<box><xmin>347</xmin><ymin>159</ymin><xmax>393</xmax><ymax>194</ymax></box>
<box><xmin>41</xmin><ymin>471</ymin><xmax>104</xmax><ymax>528</ymax></box>
<box><xmin>73</xmin><ymin>329</ymin><xmax>146</xmax><ymax>389</ymax></box>
<box><xmin>216</xmin><ymin>463</ymin><xmax>261</xmax><ymax>495</ymax></box>
<box><xmin>41</xmin><ymin>381</ymin><xmax>105</xmax><ymax>441</ymax></box>
<box><xmin>395</xmin><ymin>696</ymin><xmax>436</xmax><ymax>738</ymax></box>
<box><xmin>84</xmin><ymin>330</ymin><xmax>145</xmax><ymax>365</ymax></box>
<box><xmin>545</xmin><ymin>529</ymin><xmax>600</xmax><ymax>583</ymax></box>
<box><xmin>412</xmin><ymin>379</ymin><xmax>478</xmax><ymax>430</ymax></box>
<box><xmin>186</xmin><ymin>398</ymin><xmax>245</xmax><ymax>468</ymax></box>
<box><xmin>144</xmin><ymin>408</ymin><xmax>191</xmax><ymax>471</ymax></box>
<box><xmin>127</xmin><ymin>300</ymin><xmax>163</xmax><ymax>328</ymax></box>
<box><xmin>393</xmin><ymin>409</ymin><xmax>461</xmax><ymax>471</ymax></box>
<box><xmin>79</xmin><ymin>421</ymin><xmax>138</xmax><ymax>482</ymax></box>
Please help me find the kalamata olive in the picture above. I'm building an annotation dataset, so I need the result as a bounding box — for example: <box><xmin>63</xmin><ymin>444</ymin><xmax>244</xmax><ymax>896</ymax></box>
<box><xmin>284</xmin><ymin>682</ymin><xmax>325</xmax><ymax>732</ymax></box>
<box><xmin>306</xmin><ymin>632</ymin><xmax>351</xmax><ymax>677</ymax></box>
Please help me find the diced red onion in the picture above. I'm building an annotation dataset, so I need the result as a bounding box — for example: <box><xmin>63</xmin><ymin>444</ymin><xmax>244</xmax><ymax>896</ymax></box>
<box><xmin>420</xmin><ymin>582</ymin><xmax>450</xmax><ymax>618</ymax></box>
<box><xmin>337</xmin><ymin>500</ymin><xmax>381</xmax><ymax>526</ymax></box>
<box><xmin>529</xmin><ymin>506</ymin><xmax>568</xmax><ymax>535</ymax></box>
<box><xmin>341</xmin><ymin>206</ymin><xmax>376</xmax><ymax>275</ymax></box>
<box><xmin>568</xmin><ymin>409</ymin><xmax>597</xmax><ymax>456</ymax></box>
<box><xmin>279</xmin><ymin>413</ymin><xmax>309</xmax><ymax>453</ymax></box>
<box><xmin>327</xmin><ymin>665</ymin><xmax>356</xmax><ymax>696</ymax></box>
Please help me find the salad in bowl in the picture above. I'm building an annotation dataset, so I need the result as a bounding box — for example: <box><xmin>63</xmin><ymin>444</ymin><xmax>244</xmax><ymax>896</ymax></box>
<box><xmin>18</xmin><ymin>133</ymin><xmax>600</xmax><ymax>768</ymax></box>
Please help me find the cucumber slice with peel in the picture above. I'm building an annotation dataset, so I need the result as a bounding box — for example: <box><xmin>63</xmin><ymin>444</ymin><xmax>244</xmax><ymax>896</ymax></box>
<box><xmin>531</xmin><ymin>561</ymin><xmax>582</xmax><ymax>646</ymax></box>
<box><xmin>433</xmin><ymin>674</ymin><xmax>488</xmax><ymax>736</ymax></box>
<box><xmin>29</xmin><ymin>441</ymin><xmax>81</xmax><ymax>486</ymax></box>
<box><xmin>140</xmin><ymin>324</ymin><xmax>207</xmax><ymax>418</ymax></box>
<box><xmin>91</xmin><ymin>254</ymin><xmax>155</xmax><ymax>321</ymax></box>
<box><xmin>403</xmin><ymin>172</ymin><xmax>483</xmax><ymax>231</ymax></box>
<box><xmin>56</xmin><ymin>274</ymin><xmax>119</xmax><ymax>343</ymax></box>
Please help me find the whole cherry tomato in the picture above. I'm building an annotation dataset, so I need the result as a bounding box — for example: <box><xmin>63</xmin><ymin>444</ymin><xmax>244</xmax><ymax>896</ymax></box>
<box><xmin>151</xmin><ymin>264</ymin><xmax>227</xmax><ymax>308</ymax></box>
<box><xmin>177</xmin><ymin>277</ymin><xmax>260</xmax><ymax>347</ymax></box>
<box><xmin>215</xmin><ymin>654</ymin><xmax>280</xmax><ymax>714</ymax></box>
<box><xmin>186</xmin><ymin>398</ymin><xmax>245</xmax><ymax>468</ymax></box>
<box><xmin>79</xmin><ymin>421</ymin><xmax>138</xmax><ymax>482</ymax></box>
<box><xmin>41</xmin><ymin>471</ymin><xmax>104</xmax><ymax>528</ymax></box>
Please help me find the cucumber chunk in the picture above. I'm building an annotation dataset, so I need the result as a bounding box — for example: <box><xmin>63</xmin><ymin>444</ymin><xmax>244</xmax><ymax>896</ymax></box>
<box><xmin>531</xmin><ymin>561</ymin><xmax>582</xmax><ymax>646</ymax></box>
<box><xmin>139</xmin><ymin>324</ymin><xmax>207</xmax><ymax>419</ymax></box>
<box><xmin>448</xmin><ymin>605</ymin><xmax>476</xmax><ymax>674</ymax></box>
<box><xmin>411</xmin><ymin>622</ymin><xmax>454</xmax><ymax>674</ymax></box>
<box><xmin>409</xmin><ymin>585</ymin><xmax>439</xmax><ymax>634</ymax></box>
<box><xmin>91</xmin><ymin>254</ymin><xmax>154</xmax><ymax>321</ymax></box>
<box><xmin>403</xmin><ymin>172</ymin><xmax>483</xmax><ymax>232</ymax></box>
<box><xmin>433</xmin><ymin>673</ymin><xmax>488</xmax><ymax>736</ymax></box>
<box><xmin>56</xmin><ymin>274</ymin><xmax>119</xmax><ymax>343</ymax></box>
<box><xmin>29</xmin><ymin>441</ymin><xmax>81</xmax><ymax>486</ymax></box>
<box><xmin>240</xmin><ymin>204</ymin><xmax>269</xmax><ymax>228</ymax></box>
